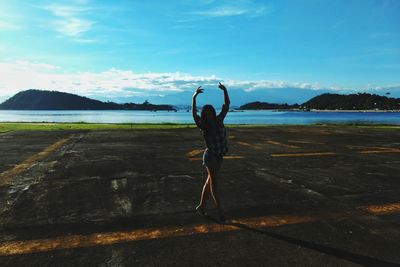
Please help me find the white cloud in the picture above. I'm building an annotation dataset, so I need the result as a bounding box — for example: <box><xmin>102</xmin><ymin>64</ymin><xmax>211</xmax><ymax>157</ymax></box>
<box><xmin>43</xmin><ymin>4</ymin><xmax>93</xmax><ymax>17</ymax></box>
<box><xmin>0</xmin><ymin>60</ymin><xmax>318</xmax><ymax>103</ymax></box>
<box><xmin>73</xmin><ymin>37</ymin><xmax>102</xmax><ymax>44</ymax></box>
<box><xmin>0</xmin><ymin>10</ymin><xmax>22</xmax><ymax>31</ymax></box>
<box><xmin>40</xmin><ymin>4</ymin><xmax>95</xmax><ymax>38</ymax></box>
<box><xmin>194</xmin><ymin>6</ymin><xmax>247</xmax><ymax>17</ymax></box>
<box><xmin>0</xmin><ymin>4</ymin><xmax>22</xmax><ymax>31</ymax></box>
<box><xmin>0</xmin><ymin>44</ymin><xmax>7</xmax><ymax>53</ymax></box>
<box><xmin>192</xmin><ymin>1</ymin><xmax>269</xmax><ymax>18</ymax></box>
<box><xmin>12</xmin><ymin>60</ymin><xmax>60</xmax><ymax>71</ymax></box>
<box><xmin>0</xmin><ymin>61</ymin><xmax>218</xmax><ymax>98</ymax></box>
<box><xmin>1</xmin><ymin>60</ymin><xmax>396</xmax><ymax>102</ymax></box>
<box><xmin>232</xmin><ymin>80</ymin><xmax>322</xmax><ymax>92</ymax></box>
<box><xmin>0</xmin><ymin>21</ymin><xmax>21</xmax><ymax>31</ymax></box>
<box><xmin>53</xmin><ymin>18</ymin><xmax>94</xmax><ymax>37</ymax></box>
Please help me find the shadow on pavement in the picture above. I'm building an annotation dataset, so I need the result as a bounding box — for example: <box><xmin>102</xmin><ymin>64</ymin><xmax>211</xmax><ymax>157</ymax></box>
<box><xmin>204</xmin><ymin>215</ymin><xmax>399</xmax><ymax>267</ymax></box>
<box><xmin>231</xmin><ymin>221</ymin><xmax>399</xmax><ymax>267</ymax></box>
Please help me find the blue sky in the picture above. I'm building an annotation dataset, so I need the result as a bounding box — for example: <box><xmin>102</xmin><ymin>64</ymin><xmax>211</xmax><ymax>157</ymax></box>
<box><xmin>0</xmin><ymin>0</ymin><xmax>399</xmax><ymax>105</ymax></box>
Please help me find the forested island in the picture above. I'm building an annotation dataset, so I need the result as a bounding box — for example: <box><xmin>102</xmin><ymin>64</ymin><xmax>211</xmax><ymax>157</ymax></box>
<box><xmin>239</xmin><ymin>93</ymin><xmax>400</xmax><ymax>111</ymax></box>
<box><xmin>239</xmin><ymin>102</ymin><xmax>300</xmax><ymax>110</ymax></box>
<box><xmin>1</xmin><ymin>90</ymin><xmax>399</xmax><ymax>111</ymax></box>
<box><xmin>302</xmin><ymin>93</ymin><xmax>400</xmax><ymax>110</ymax></box>
<box><xmin>0</xmin><ymin>90</ymin><xmax>176</xmax><ymax>111</ymax></box>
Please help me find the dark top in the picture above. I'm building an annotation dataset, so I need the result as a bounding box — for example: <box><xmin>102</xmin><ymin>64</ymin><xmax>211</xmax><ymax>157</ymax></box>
<box><xmin>194</xmin><ymin>104</ymin><xmax>229</xmax><ymax>158</ymax></box>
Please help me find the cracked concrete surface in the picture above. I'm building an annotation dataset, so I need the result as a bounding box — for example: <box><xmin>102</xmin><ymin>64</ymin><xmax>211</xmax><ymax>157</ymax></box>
<box><xmin>0</xmin><ymin>126</ymin><xmax>399</xmax><ymax>266</ymax></box>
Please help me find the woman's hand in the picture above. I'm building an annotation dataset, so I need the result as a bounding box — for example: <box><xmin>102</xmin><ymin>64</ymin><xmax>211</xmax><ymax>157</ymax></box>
<box><xmin>193</xmin><ymin>86</ymin><xmax>204</xmax><ymax>97</ymax></box>
<box><xmin>219</xmin><ymin>82</ymin><xmax>230</xmax><ymax>108</ymax></box>
<box><xmin>218</xmin><ymin>82</ymin><xmax>227</xmax><ymax>91</ymax></box>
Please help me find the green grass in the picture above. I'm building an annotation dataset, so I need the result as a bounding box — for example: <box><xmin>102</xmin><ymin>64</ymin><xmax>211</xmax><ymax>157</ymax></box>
<box><xmin>0</xmin><ymin>122</ymin><xmax>399</xmax><ymax>132</ymax></box>
<box><xmin>228</xmin><ymin>123</ymin><xmax>400</xmax><ymax>129</ymax></box>
<box><xmin>0</xmin><ymin>122</ymin><xmax>195</xmax><ymax>132</ymax></box>
<box><xmin>312</xmin><ymin>123</ymin><xmax>400</xmax><ymax>130</ymax></box>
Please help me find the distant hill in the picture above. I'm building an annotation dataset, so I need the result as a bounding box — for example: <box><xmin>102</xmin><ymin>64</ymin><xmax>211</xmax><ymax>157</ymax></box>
<box><xmin>0</xmin><ymin>90</ymin><xmax>176</xmax><ymax>111</ymax></box>
<box><xmin>239</xmin><ymin>101</ymin><xmax>299</xmax><ymax>110</ymax></box>
<box><xmin>239</xmin><ymin>93</ymin><xmax>400</xmax><ymax>110</ymax></box>
<box><xmin>303</xmin><ymin>93</ymin><xmax>400</xmax><ymax>110</ymax></box>
<box><xmin>101</xmin><ymin>86</ymin><xmax>400</xmax><ymax>107</ymax></box>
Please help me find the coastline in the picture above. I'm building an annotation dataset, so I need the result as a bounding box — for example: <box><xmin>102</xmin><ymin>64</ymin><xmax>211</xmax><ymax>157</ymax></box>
<box><xmin>1</xmin><ymin>122</ymin><xmax>399</xmax><ymax>133</ymax></box>
<box><xmin>240</xmin><ymin>109</ymin><xmax>400</xmax><ymax>112</ymax></box>
<box><xmin>308</xmin><ymin>109</ymin><xmax>400</xmax><ymax>113</ymax></box>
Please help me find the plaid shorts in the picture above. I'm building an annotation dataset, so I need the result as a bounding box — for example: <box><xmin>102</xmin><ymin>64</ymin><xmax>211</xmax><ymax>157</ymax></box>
<box><xmin>202</xmin><ymin>149</ymin><xmax>223</xmax><ymax>166</ymax></box>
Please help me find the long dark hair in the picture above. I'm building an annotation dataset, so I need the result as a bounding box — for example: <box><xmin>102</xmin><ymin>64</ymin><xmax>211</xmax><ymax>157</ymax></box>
<box><xmin>200</xmin><ymin>104</ymin><xmax>217</xmax><ymax>134</ymax></box>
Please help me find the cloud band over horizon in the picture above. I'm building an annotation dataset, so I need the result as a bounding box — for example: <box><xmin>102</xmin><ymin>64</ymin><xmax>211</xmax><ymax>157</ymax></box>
<box><xmin>0</xmin><ymin>60</ymin><xmax>399</xmax><ymax>105</ymax></box>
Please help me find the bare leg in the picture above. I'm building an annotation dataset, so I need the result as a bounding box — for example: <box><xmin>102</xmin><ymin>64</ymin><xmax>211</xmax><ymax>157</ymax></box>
<box><xmin>206</xmin><ymin>159</ymin><xmax>225</xmax><ymax>221</ymax></box>
<box><xmin>197</xmin><ymin>176</ymin><xmax>210</xmax><ymax>212</ymax></box>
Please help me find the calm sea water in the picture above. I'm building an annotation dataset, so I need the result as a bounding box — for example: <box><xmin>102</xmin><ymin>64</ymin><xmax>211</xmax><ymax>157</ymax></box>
<box><xmin>0</xmin><ymin>110</ymin><xmax>399</xmax><ymax>125</ymax></box>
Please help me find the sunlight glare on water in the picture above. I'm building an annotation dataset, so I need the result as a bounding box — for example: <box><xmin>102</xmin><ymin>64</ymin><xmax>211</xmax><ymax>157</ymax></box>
<box><xmin>0</xmin><ymin>110</ymin><xmax>399</xmax><ymax>125</ymax></box>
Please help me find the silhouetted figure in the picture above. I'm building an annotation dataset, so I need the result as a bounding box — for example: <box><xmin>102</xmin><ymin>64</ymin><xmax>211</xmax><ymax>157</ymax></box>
<box><xmin>192</xmin><ymin>82</ymin><xmax>230</xmax><ymax>222</ymax></box>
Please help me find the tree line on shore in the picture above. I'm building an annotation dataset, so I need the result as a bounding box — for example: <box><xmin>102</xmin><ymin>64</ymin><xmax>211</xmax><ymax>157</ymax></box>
<box><xmin>239</xmin><ymin>93</ymin><xmax>400</xmax><ymax>110</ymax></box>
<box><xmin>0</xmin><ymin>89</ymin><xmax>176</xmax><ymax>111</ymax></box>
<box><xmin>0</xmin><ymin>89</ymin><xmax>399</xmax><ymax>111</ymax></box>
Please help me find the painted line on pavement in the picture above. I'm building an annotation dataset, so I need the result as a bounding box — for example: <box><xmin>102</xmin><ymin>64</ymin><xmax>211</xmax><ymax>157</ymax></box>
<box><xmin>359</xmin><ymin>149</ymin><xmax>400</xmax><ymax>154</ymax></box>
<box><xmin>271</xmin><ymin>152</ymin><xmax>336</xmax><ymax>157</ymax></box>
<box><xmin>0</xmin><ymin>202</ymin><xmax>399</xmax><ymax>256</ymax></box>
<box><xmin>189</xmin><ymin>155</ymin><xmax>244</xmax><ymax>161</ymax></box>
<box><xmin>185</xmin><ymin>149</ymin><xmax>204</xmax><ymax>157</ymax></box>
<box><xmin>236</xmin><ymin>141</ymin><xmax>263</xmax><ymax>149</ymax></box>
<box><xmin>0</xmin><ymin>136</ymin><xmax>71</xmax><ymax>186</ymax></box>
<box><xmin>266</xmin><ymin>140</ymin><xmax>300</xmax><ymax>149</ymax></box>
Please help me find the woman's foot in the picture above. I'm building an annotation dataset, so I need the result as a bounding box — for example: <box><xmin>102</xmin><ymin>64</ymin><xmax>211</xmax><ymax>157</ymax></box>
<box><xmin>196</xmin><ymin>205</ymin><xmax>206</xmax><ymax>216</ymax></box>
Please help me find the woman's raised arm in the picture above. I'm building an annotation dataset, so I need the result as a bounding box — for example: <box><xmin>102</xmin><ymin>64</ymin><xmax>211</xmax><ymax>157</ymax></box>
<box><xmin>192</xmin><ymin>86</ymin><xmax>203</xmax><ymax>124</ymax></box>
<box><xmin>217</xmin><ymin>82</ymin><xmax>230</xmax><ymax>120</ymax></box>
<box><xmin>218</xmin><ymin>82</ymin><xmax>230</xmax><ymax>107</ymax></box>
